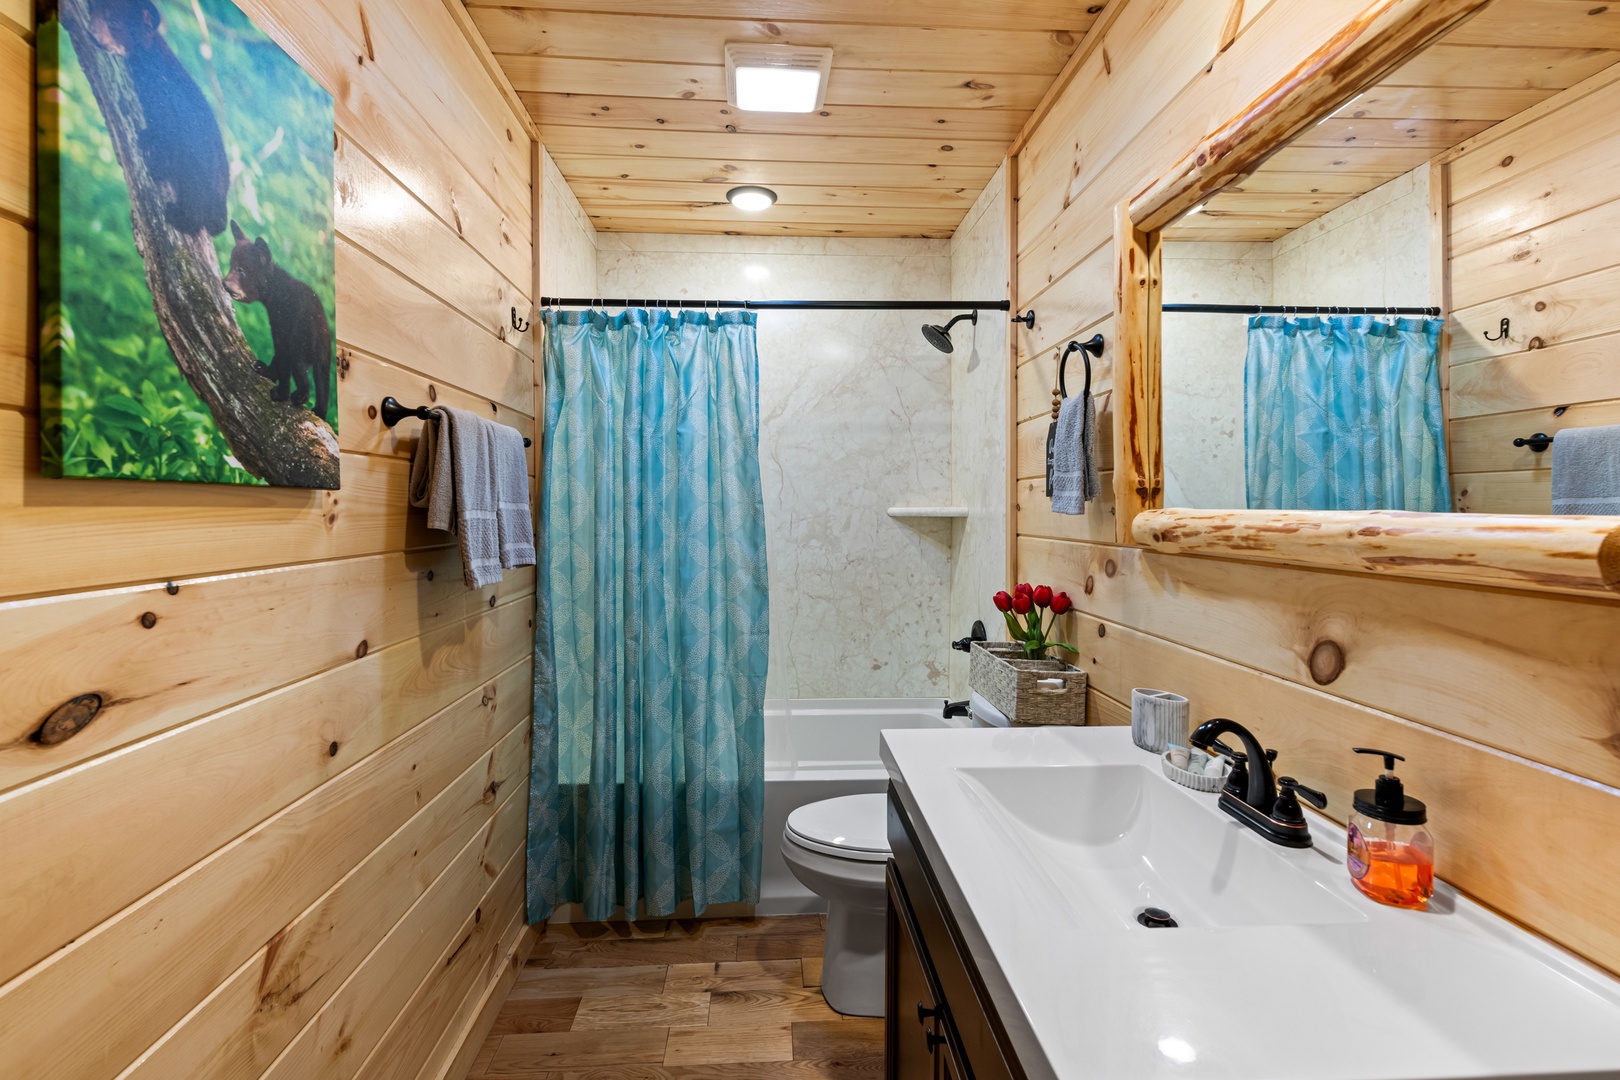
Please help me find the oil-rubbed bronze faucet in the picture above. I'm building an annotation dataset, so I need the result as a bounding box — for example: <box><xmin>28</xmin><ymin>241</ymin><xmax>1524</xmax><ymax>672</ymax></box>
<box><xmin>1189</xmin><ymin>718</ymin><xmax>1326</xmax><ymax>848</ymax></box>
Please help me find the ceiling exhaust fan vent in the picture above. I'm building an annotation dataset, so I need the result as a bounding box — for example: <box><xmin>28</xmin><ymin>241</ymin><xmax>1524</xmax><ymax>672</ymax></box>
<box><xmin>724</xmin><ymin>43</ymin><xmax>833</xmax><ymax>113</ymax></box>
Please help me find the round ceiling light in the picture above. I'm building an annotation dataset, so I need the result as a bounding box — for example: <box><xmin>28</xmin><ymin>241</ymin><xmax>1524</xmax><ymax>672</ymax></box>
<box><xmin>727</xmin><ymin>185</ymin><xmax>778</xmax><ymax>212</ymax></box>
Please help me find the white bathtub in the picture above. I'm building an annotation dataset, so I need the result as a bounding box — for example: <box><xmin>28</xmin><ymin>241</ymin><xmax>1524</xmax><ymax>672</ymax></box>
<box><xmin>759</xmin><ymin>697</ymin><xmax>970</xmax><ymax>914</ymax></box>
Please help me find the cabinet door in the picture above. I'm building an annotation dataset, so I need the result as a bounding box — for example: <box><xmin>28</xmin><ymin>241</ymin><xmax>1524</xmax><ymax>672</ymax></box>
<box><xmin>887</xmin><ymin>864</ymin><xmax>943</xmax><ymax>1080</ymax></box>
<box><xmin>939</xmin><ymin>1031</ymin><xmax>970</xmax><ymax>1080</ymax></box>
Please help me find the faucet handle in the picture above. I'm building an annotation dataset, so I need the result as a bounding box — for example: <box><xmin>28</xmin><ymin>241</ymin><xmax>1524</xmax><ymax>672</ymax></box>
<box><xmin>1278</xmin><ymin>776</ymin><xmax>1326</xmax><ymax>809</ymax></box>
<box><xmin>1273</xmin><ymin>776</ymin><xmax>1327</xmax><ymax>826</ymax></box>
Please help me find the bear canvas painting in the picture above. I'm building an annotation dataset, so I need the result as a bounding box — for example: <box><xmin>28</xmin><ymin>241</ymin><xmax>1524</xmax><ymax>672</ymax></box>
<box><xmin>38</xmin><ymin>0</ymin><xmax>338</xmax><ymax>488</ymax></box>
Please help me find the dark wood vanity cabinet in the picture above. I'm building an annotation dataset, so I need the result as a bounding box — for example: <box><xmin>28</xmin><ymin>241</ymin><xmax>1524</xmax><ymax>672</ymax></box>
<box><xmin>886</xmin><ymin>787</ymin><xmax>1023</xmax><ymax>1080</ymax></box>
<box><xmin>887</xmin><ymin>864</ymin><xmax>945</xmax><ymax>1080</ymax></box>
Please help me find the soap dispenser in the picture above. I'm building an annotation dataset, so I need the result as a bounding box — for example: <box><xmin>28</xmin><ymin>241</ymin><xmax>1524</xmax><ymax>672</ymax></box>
<box><xmin>1347</xmin><ymin>748</ymin><xmax>1434</xmax><ymax>910</ymax></box>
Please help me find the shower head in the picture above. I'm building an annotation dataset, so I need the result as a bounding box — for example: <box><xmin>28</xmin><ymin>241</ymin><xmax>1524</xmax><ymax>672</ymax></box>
<box><xmin>921</xmin><ymin>311</ymin><xmax>978</xmax><ymax>353</ymax></box>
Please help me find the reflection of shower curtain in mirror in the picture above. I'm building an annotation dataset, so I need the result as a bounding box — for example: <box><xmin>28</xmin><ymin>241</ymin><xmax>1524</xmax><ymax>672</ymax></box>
<box><xmin>1244</xmin><ymin>316</ymin><xmax>1450</xmax><ymax>512</ymax></box>
<box><xmin>528</xmin><ymin>309</ymin><xmax>770</xmax><ymax>923</ymax></box>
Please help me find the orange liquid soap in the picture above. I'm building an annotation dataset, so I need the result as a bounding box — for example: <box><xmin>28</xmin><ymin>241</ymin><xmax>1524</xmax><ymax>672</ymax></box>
<box><xmin>1347</xmin><ymin>833</ymin><xmax>1434</xmax><ymax>910</ymax></box>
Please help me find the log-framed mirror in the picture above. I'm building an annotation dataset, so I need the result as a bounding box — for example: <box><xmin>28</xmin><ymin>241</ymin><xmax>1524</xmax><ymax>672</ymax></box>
<box><xmin>1111</xmin><ymin>0</ymin><xmax>1620</xmax><ymax>599</ymax></box>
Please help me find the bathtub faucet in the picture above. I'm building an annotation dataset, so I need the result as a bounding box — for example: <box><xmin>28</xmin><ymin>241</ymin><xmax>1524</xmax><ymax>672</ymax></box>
<box><xmin>943</xmin><ymin>700</ymin><xmax>971</xmax><ymax>719</ymax></box>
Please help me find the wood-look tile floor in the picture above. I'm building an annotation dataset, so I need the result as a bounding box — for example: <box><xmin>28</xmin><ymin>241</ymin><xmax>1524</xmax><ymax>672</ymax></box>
<box><xmin>470</xmin><ymin>915</ymin><xmax>882</xmax><ymax>1079</ymax></box>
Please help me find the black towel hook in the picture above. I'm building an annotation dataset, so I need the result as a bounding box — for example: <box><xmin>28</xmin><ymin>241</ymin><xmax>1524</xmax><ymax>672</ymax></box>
<box><xmin>511</xmin><ymin>306</ymin><xmax>531</xmax><ymax>333</ymax></box>
<box><xmin>1058</xmin><ymin>334</ymin><xmax>1104</xmax><ymax>400</ymax></box>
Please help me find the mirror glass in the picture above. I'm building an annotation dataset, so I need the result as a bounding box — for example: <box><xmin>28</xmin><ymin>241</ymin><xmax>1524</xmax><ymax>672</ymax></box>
<box><xmin>1156</xmin><ymin>0</ymin><xmax>1620</xmax><ymax>517</ymax></box>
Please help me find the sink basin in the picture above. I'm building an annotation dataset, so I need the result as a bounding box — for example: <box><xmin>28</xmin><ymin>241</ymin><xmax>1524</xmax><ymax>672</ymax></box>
<box><xmin>956</xmin><ymin>764</ymin><xmax>1365</xmax><ymax>930</ymax></box>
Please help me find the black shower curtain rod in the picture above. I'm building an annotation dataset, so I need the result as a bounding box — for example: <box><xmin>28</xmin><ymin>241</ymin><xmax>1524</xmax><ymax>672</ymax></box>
<box><xmin>535</xmin><ymin>297</ymin><xmax>1012</xmax><ymax>312</ymax></box>
<box><xmin>1163</xmin><ymin>303</ymin><xmax>1441</xmax><ymax>315</ymax></box>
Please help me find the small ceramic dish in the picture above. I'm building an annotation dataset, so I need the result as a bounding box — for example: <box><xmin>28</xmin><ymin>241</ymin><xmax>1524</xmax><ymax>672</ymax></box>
<box><xmin>1161</xmin><ymin>748</ymin><xmax>1231</xmax><ymax>793</ymax></box>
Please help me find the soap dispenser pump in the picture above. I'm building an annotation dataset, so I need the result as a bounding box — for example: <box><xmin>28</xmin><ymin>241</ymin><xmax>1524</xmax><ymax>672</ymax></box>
<box><xmin>1347</xmin><ymin>748</ymin><xmax>1435</xmax><ymax>910</ymax></box>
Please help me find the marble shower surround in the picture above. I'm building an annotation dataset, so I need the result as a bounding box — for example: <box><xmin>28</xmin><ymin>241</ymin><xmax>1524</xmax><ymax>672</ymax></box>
<box><xmin>1160</xmin><ymin>166</ymin><xmax>1431</xmax><ymax>509</ymax></box>
<box><xmin>947</xmin><ymin>166</ymin><xmax>1010</xmax><ymax>698</ymax></box>
<box><xmin>596</xmin><ymin>233</ymin><xmax>956</xmax><ymax>700</ymax></box>
<box><xmin>1160</xmin><ymin>242</ymin><xmax>1273</xmax><ymax>508</ymax></box>
<box><xmin>540</xmin><ymin>148</ymin><xmax>596</xmax><ymax>297</ymax></box>
<box><xmin>1271</xmin><ymin>166</ymin><xmax>1430</xmax><ymax>306</ymax></box>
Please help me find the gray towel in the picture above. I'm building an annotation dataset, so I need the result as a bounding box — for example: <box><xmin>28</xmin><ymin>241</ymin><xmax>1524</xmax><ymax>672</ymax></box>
<box><xmin>409</xmin><ymin>405</ymin><xmax>535</xmax><ymax>588</ymax></box>
<box><xmin>1551</xmin><ymin>424</ymin><xmax>1620</xmax><ymax>515</ymax></box>
<box><xmin>1051</xmin><ymin>391</ymin><xmax>1100</xmax><ymax>515</ymax></box>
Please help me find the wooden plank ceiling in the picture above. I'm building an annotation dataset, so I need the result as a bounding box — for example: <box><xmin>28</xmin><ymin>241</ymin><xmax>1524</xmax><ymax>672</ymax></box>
<box><xmin>464</xmin><ymin>1</ymin><xmax>1101</xmax><ymax>237</ymax></box>
<box><xmin>1163</xmin><ymin>0</ymin><xmax>1620</xmax><ymax>242</ymax></box>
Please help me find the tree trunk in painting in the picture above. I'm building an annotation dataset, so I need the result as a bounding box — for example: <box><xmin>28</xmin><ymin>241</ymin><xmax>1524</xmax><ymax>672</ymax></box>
<box><xmin>58</xmin><ymin>0</ymin><xmax>340</xmax><ymax>489</ymax></box>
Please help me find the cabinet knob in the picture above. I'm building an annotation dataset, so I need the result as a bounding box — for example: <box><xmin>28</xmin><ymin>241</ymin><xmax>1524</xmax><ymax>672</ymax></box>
<box><xmin>917</xmin><ymin>1002</ymin><xmax>939</xmax><ymax>1026</ymax></box>
<box><xmin>925</xmin><ymin>1025</ymin><xmax>947</xmax><ymax>1050</ymax></box>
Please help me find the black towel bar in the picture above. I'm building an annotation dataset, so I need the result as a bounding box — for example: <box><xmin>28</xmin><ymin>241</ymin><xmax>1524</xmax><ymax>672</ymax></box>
<box><xmin>380</xmin><ymin>396</ymin><xmax>532</xmax><ymax>447</ymax></box>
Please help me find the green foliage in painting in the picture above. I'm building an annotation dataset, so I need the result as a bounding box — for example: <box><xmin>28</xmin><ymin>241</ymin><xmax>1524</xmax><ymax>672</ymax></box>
<box><xmin>38</xmin><ymin>0</ymin><xmax>335</xmax><ymax>484</ymax></box>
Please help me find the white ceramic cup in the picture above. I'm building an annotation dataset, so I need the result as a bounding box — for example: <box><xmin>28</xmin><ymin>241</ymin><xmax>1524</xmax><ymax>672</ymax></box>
<box><xmin>1131</xmin><ymin>688</ymin><xmax>1189</xmax><ymax>754</ymax></box>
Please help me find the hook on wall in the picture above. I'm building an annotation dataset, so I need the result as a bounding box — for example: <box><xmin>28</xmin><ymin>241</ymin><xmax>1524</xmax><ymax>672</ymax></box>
<box><xmin>1483</xmin><ymin>317</ymin><xmax>1509</xmax><ymax>342</ymax></box>
<box><xmin>1012</xmin><ymin>310</ymin><xmax>1036</xmax><ymax>329</ymax></box>
<box><xmin>512</xmin><ymin>306</ymin><xmax>532</xmax><ymax>333</ymax></box>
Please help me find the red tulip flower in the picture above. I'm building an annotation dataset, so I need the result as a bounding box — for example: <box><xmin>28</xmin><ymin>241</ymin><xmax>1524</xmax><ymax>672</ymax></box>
<box><xmin>992</xmin><ymin>583</ymin><xmax>1076</xmax><ymax>660</ymax></box>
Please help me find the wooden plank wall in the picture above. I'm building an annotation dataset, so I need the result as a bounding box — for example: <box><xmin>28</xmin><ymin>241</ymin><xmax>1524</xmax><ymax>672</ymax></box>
<box><xmin>1013</xmin><ymin>0</ymin><xmax>1620</xmax><ymax>977</ymax></box>
<box><xmin>0</xmin><ymin>2</ymin><xmax>538</xmax><ymax>1077</ymax></box>
<box><xmin>1444</xmin><ymin>66</ymin><xmax>1620</xmax><ymax>513</ymax></box>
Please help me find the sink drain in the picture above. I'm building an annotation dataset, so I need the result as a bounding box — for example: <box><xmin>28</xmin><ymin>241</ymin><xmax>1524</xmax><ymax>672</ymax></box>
<box><xmin>1136</xmin><ymin>906</ymin><xmax>1178</xmax><ymax>928</ymax></box>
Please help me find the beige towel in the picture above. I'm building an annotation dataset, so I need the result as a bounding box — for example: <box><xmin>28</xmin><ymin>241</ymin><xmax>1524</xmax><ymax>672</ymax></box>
<box><xmin>409</xmin><ymin>405</ymin><xmax>535</xmax><ymax>588</ymax></box>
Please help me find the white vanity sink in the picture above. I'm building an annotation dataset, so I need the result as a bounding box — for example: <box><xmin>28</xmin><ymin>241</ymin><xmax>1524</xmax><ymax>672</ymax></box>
<box><xmin>883</xmin><ymin>726</ymin><xmax>1620</xmax><ymax>1080</ymax></box>
<box><xmin>957</xmin><ymin>764</ymin><xmax>1363</xmax><ymax>929</ymax></box>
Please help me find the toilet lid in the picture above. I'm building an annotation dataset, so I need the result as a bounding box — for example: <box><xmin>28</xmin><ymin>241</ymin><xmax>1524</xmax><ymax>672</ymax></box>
<box><xmin>785</xmin><ymin>794</ymin><xmax>891</xmax><ymax>863</ymax></box>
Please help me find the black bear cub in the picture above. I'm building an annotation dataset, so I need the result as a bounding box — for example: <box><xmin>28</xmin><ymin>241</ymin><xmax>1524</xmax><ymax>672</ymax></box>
<box><xmin>88</xmin><ymin>0</ymin><xmax>230</xmax><ymax>237</ymax></box>
<box><xmin>224</xmin><ymin>221</ymin><xmax>333</xmax><ymax>422</ymax></box>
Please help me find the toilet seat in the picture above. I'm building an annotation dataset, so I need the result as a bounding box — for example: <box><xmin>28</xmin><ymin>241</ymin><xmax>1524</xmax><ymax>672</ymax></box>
<box><xmin>785</xmin><ymin>793</ymin><xmax>891</xmax><ymax>863</ymax></box>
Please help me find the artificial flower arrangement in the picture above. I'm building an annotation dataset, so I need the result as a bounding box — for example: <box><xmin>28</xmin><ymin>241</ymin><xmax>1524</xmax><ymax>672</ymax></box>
<box><xmin>992</xmin><ymin>583</ymin><xmax>1077</xmax><ymax>660</ymax></box>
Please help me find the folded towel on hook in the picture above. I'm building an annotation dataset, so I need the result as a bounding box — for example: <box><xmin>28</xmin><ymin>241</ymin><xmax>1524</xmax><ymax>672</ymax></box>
<box><xmin>1551</xmin><ymin>424</ymin><xmax>1620</xmax><ymax>515</ymax></box>
<box><xmin>1051</xmin><ymin>389</ymin><xmax>1100</xmax><ymax>515</ymax></box>
<box><xmin>409</xmin><ymin>405</ymin><xmax>536</xmax><ymax>588</ymax></box>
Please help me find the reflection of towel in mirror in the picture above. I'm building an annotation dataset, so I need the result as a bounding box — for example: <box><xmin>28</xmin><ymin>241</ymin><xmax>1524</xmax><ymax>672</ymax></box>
<box><xmin>409</xmin><ymin>405</ymin><xmax>536</xmax><ymax>588</ymax></box>
<box><xmin>1551</xmin><ymin>424</ymin><xmax>1620</xmax><ymax>515</ymax></box>
<box><xmin>1051</xmin><ymin>390</ymin><xmax>1100</xmax><ymax>515</ymax></box>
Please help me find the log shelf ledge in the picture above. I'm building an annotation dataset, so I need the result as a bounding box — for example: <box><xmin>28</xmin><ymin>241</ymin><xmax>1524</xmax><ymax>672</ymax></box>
<box><xmin>1132</xmin><ymin>509</ymin><xmax>1620</xmax><ymax>600</ymax></box>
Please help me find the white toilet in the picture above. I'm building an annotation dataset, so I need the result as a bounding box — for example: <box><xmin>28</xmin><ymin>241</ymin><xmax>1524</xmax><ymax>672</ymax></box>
<box><xmin>780</xmin><ymin>792</ymin><xmax>891</xmax><ymax>1017</ymax></box>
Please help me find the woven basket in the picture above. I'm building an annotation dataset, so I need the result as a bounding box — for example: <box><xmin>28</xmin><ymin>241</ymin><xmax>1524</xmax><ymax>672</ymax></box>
<box><xmin>969</xmin><ymin>642</ymin><xmax>1087</xmax><ymax>726</ymax></box>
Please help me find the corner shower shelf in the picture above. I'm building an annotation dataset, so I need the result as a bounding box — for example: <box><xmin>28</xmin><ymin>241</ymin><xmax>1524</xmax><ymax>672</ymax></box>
<box><xmin>886</xmin><ymin>506</ymin><xmax>969</xmax><ymax>519</ymax></box>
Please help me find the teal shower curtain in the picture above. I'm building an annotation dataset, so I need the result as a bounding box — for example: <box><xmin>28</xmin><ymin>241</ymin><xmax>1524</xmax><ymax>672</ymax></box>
<box><xmin>528</xmin><ymin>308</ymin><xmax>769</xmax><ymax>923</ymax></box>
<box><xmin>1244</xmin><ymin>315</ymin><xmax>1450</xmax><ymax>512</ymax></box>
